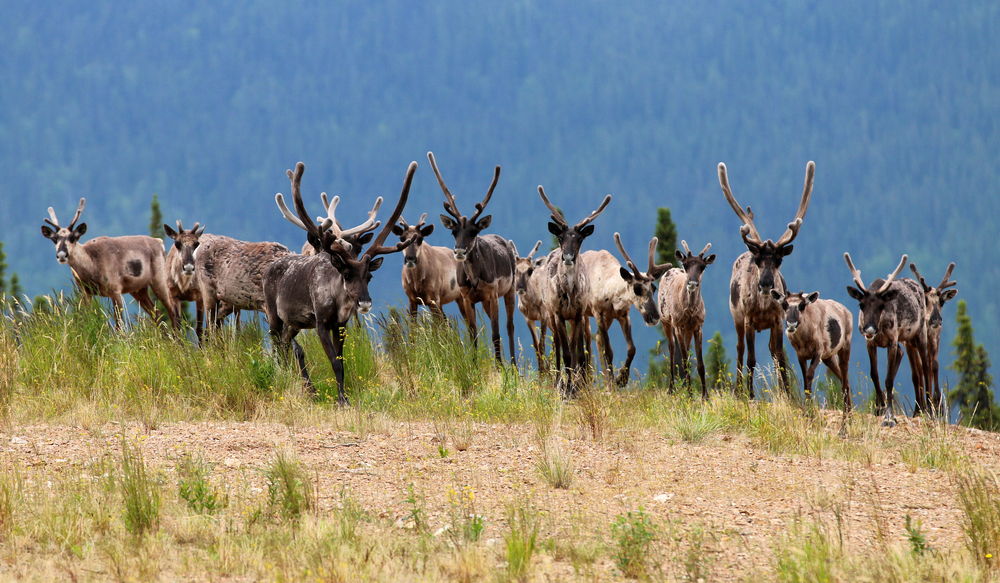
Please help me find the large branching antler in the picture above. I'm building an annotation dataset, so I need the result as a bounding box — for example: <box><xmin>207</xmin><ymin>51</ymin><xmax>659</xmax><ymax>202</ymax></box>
<box><xmin>774</xmin><ymin>161</ymin><xmax>815</xmax><ymax>247</ymax></box>
<box><xmin>427</xmin><ymin>151</ymin><xmax>461</xmax><ymax>219</ymax></box>
<box><xmin>680</xmin><ymin>240</ymin><xmax>712</xmax><ymax>258</ymax></box>
<box><xmin>909</xmin><ymin>261</ymin><xmax>956</xmax><ymax>294</ymax></box>
<box><xmin>362</xmin><ymin>161</ymin><xmax>418</xmax><ymax>261</ymax></box>
<box><xmin>536</xmin><ymin>185</ymin><xmax>567</xmax><ymax>227</ymax></box>
<box><xmin>44</xmin><ymin>198</ymin><xmax>87</xmax><ymax>230</ymax></box>
<box><xmin>318</xmin><ymin>193</ymin><xmax>383</xmax><ymax>239</ymax></box>
<box><xmin>844</xmin><ymin>252</ymin><xmax>867</xmax><ymax>290</ymax></box>
<box><xmin>719</xmin><ymin>163</ymin><xmax>761</xmax><ymax>244</ymax></box>
<box><xmin>646</xmin><ymin>237</ymin><xmax>672</xmax><ymax>278</ymax></box>
<box><xmin>877</xmin><ymin>254</ymin><xmax>908</xmax><ymax>294</ymax></box>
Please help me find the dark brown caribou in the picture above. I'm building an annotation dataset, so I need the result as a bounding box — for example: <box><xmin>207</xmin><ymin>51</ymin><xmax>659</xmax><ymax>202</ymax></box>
<box><xmin>845</xmin><ymin>253</ymin><xmax>932</xmax><ymax>425</ymax></box>
<box><xmin>264</xmin><ymin>161</ymin><xmax>415</xmax><ymax>405</ymax></box>
<box><xmin>909</xmin><ymin>261</ymin><xmax>957</xmax><ymax>415</ymax></box>
<box><xmin>719</xmin><ymin>161</ymin><xmax>814</xmax><ymax>398</ymax></box>
<box><xmin>657</xmin><ymin>240</ymin><xmax>716</xmax><ymax>397</ymax></box>
<box><xmin>536</xmin><ymin>186</ymin><xmax>612</xmax><ymax>393</ymax></box>
<box><xmin>428</xmin><ymin>152</ymin><xmax>517</xmax><ymax>364</ymax></box>
<box><xmin>40</xmin><ymin>198</ymin><xmax>178</xmax><ymax>329</ymax></box>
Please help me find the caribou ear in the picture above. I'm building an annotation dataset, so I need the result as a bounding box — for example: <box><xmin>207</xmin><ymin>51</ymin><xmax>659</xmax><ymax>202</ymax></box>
<box><xmin>941</xmin><ymin>289</ymin><xmax>958</xmax><ymax>302</ymax></box>
<box><xmin>420</xmin><ymin>224</ymin><xmax>435</xmax><ymax>237</ymax></box>
<box><xmin>547</xmin><ymin>222</ymin><xmax>563</xmax><ymax>237</ymax></box>
<box><xmin>163</xmin><ymin>224</ymin><xmax>179</xmax><ymax>239</ymax></box>
<box><xmin>846</xmin><ymin>286</ymin><xmax>866</xmax><ymax>302</ymax></box>
<box><xmin>329</xmin><ymin>252</ymin><xmax>348</xmax><ymax>271</ymax></box>
<box><xmin>440</xmin><ymin>214</ymin><xmax>458</xmax><ymax>230</ymax></box>
<box><xmin>391</xmin><ymin>224</ymin><xmax>404</xmax><ymax>236</ymax></box>
<box><xmin>41</xmin><ymin>226</ymin><xmax>56</xmax><ymax>240</ymax></box>
<box><xmin>779</xmin><ymin>244</ymin><xmax>794</xmax><ymax>257</ymax></box>
<box><xmin>674</xmin><ymin>249</ymin><xmax>685</xmax><ymax>262</ymax></box>
<box><xmin>704</xmin><ymin>254</ymin><xmax>716</xmax><ymax>265</ymax></box>
<box><xmin>475</xmin><ymin>215</ymin><xmax>491</xmax><ymax>230</ymax></box>
<box><xmin>769</xmin><ymin>289</ymin><xmax>783</xmax><ymax>302</ymax></box>
<box><xmin>805</xmin><ymin>291</ymin><xmax>820</xmax><ymax>305</ymax></box>
<box><xmin>369</xmin><ymin>257</ymin><xmax>384</xmax><ymax>272</ymax></box>
<box><xmin>72</xmin><ymin>223</ymin><xmax>88</xmax><ymax>239</ymax></box>
<box><xmin>579</xmin><ymin>224</ymin><xmax>595</xmax><ymax>238</ymax></box>
<box><xmin>879</xmin><ymin>288</ymin><xmax>899</xmax><ymax>302</ymax></box>
<box><xmin>357</xmin><ymin>232</ymin><xmax>374</xmax><ymax>246</ymax></box>
<box><xmin>619</xmin><ymin>267</ymin><xmax>634</xmax><ymax>282</ymax></box>
<box><xmin>533</xmin><ymin>257</ymin><xmax>546</xmax><ymax>269</ymax></box>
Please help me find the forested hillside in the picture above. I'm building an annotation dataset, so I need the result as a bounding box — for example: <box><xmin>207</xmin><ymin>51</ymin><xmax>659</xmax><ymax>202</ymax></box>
<box><xmin>2</xmin><ymin>0</ymin><xmax>997</xmax><ymax>389</ymax></box>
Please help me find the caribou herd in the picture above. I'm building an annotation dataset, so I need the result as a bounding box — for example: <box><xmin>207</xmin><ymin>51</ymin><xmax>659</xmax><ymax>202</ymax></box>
<box><xmin>40</xmin><ymin>156</ymin><xmax>958</xmax><ymax>426</ymax></box>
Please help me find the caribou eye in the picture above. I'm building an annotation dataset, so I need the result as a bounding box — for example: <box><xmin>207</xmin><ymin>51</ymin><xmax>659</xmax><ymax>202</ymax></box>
<box><xmin>174</xmin><ymin>240</ymin><xmax>182</xmax><ymax>249</ymax></box>
<box><xmin>633</xmin><ymin>284</ymin><xmax>643</xmax><ymax>296</ymax></box>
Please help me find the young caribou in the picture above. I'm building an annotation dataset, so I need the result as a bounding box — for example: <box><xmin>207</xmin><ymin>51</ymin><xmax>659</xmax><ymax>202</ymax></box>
<box><xmin>771</xmin><ymin>290</ymin><xmax>853</xmax><ymax>426</ymax></box>
<box><xmin>909</xmin><ymin>261</ymin><xmax>957</xmax><ymax>415</ymax></box>
<box><xmin>582</xmin><ymin>233</ymin><xmax>669</xmax><ymax>386</ymax></box>
<box><xmin>719</xmin><ymin>161</ymin><xmax>815</xmax><ymax>398</ymax></box>
<box><xmin>391</xmin><ymin>213</ymin><xmax>470</xmax><ymax>318</ymax></box>
<box><xmin>536</xmin><ymin>186</ymin><xmax>612</xmax><ymax>394</ymax></box>
<box><xmin>264</xmin><ymin>161</ymin><xmax>415</xmax><ymax>405</ymax></box>
<box><xmin>510</xmin><ymin>240</ymin><xmax>549</xmax><ymax>370</ymax></box>
<box><xmin>845</xmin><ymin>253</ymin><xmax>932</xmax><ymax>424</ymax></box>
<box><xmin>428</xmin><ymin>152</ymin><xmax>517</xmax><ymax>364</ymax></box>
<box><xmin>40</xmin><ymin>198</ymin><xmax>178</xmax><ymax>329</ymax></box>
<box><xmin>657</xmin><ymin>240</ymin><xmax>716</xmax><ymax>397</ymax></box>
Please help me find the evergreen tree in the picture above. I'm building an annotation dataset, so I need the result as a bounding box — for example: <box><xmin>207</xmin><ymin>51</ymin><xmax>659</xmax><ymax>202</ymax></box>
<box><xmin>8</xmin><ymin>273</ymin><xmax>22</xmax><ymax>306</ymax></box>
<box><xmin>948</xmin><ymin>300</ymin><xmax>1000</xmax><ymax>431</ymax></box>
<box><xmin>705</xmin><ymin>331</ymin><xmax>731</xmax><ymax>391</ymax></box>
<box><xmin>654</xmin><ymin>208</ymin><xmax>681</xmax><ymax>268</ymax></box>
<box><xmin>0</xmin><ymin>238</ymin><xmax>7</xmax><ymax>297</ymax></box>
<box><xmin>149</xmin><ymin>194</ymin><xmax>164</xmax><ymax>240</ymax></box>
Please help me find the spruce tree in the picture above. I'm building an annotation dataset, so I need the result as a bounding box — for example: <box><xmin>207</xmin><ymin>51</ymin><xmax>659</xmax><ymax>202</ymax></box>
<box><xmin>149</xmin><ymin>194</ymin><xmax>164</xmax><ymax>240</ymax></box>
<box><xmin>8</xmin><ymin>273</ymin><xmax>22</xmax><ymax>306</ymax></box>
<box><xmin>0</xmin><ymin>238</ymin><xmax>7</xmax><ymax>297</ymax></box>
<box><xmin>948</xmin><ymin>300</ymin><xmax>1000</xmax><ymax>430</ymax></box>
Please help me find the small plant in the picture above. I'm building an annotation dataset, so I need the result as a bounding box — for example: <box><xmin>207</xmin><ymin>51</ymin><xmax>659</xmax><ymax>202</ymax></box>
<box><xmin>773</xmin><ymin>511</ymin><xmax>840</xmax><ymax>583</ymax></box>
<box><xmin>577</xmin><ymin>387</ymin><xmax>610</xmax><ymax>441</ymax></box>
<box><xmin>0</xmin><ymin>458</ymin><xmax>20</xmax><ymax>540</ymax></box>
<box><xmin>264</xmin><ymin>450</ymin><xmax>314</xmax><ymax>523</ymax></box>
<box><xmin>955</xmin><ymin>469</ymin><xmax>1000</xmax><ymax>574</ymax></box>
<box><xmin>177</xmin><ymin>453</ymin><xmax>228</xmax><ymax>515</ymax></box>
<box><xmin>335</xmin><ymin>487</ymin><xmax>368</xmax><ymax>543</ymax></box>
<box><xmin>612</xmin><ymin>507</ymin><xmax>657</xmax><ymax>579</ymax></box>
<box><xmin>505</xmin><ymin>498</ymin><xmax>539</xmax><ymax>582</ymax></box>
<box><xmin>446</xmin><ymin>484</ymin><xmax>485</xmax><ymax>548</ymax></box>
<box><xmin>119</xmin><ymin>435</ymin><xmax>161</xmax><ymax>536</ymax></box>
<box><xmin>453</xmin><ymin>418</ymin><xmax>475</xmax><ymax>452</ymax></box>
<box><xmin>537</xmin><ymin>438</ymin><xmax>574</xmax><ymax>489</ymax></box>
<box><xmin>665</xmin><ymin>404</ymin><xmax>725</xmax><ymax>444</ymax></box>
<box><xmin>904</xmin><ymin>514</ymin><xmax>930</xmax><ymax>556</ymax></box>
<box><xmin>403</xmin><ymin>482</ymin><xmax>428</xmax><ymax>534</ymax></box>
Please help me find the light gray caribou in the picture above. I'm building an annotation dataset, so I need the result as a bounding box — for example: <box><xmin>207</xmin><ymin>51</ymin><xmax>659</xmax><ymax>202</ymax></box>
<box><xmin>40</xmin><ymin>198</ymin><xmax>178</xmax><ymax>329</ymax></box>
<box><xmin>510</xmin><ymin>240</ymin><xmax>549</xmax><ymax>370</ymax></box>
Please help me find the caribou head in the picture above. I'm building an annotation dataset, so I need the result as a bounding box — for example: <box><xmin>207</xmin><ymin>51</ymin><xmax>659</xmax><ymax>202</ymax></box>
<box><xmin>770</xmin><ymin>290</ymin><xmax>820</xmax><ymax>336</ymax></box>
<box><xmin>391</xmin><ymin>214</ymin><xmax>434</xmax><ymax>269</ymax></box>
<box><xmin>614</xmin><ymin>233</ymin><xmax>672</xmax><ymax>326</ymax></box>
<box><xmin>719</xmin><ymin>161</ymin><xmax>814</xmax><ymax>295</ymax></box>
<box><xmin>845</xmin><ymin>253</ymin><xmax>908</xmax><ymax>340</ymax></box>
<box><xmin>163</xmin><ymin>220</ymin><xmax>206</xmax><ymax>280</ymax></box>
<box><xmin>537</xmin><ymin>186</ymin><xmax>611</xmax><ymax>268</ymax></box>
<box><xmin>276</xmin><ymin>161</ymin><xmax>416</xmax><ymax>314</ymax></box>
<box><xmin>427</xmin><ymin>152</ymin><xmax>499</xmax><ymax>262</ymax></box>
<box><xmin>674</xmin><ymin>240</ymin><xmax>716</xmax><ymax>294</ymax></box>
<box><xmin>909</xmin><ymin>261</ymin><xmax>957</xmax><ymax>330</ymax></box>
<box><xmin>40</xmin><ymin>198</ymin><xmax>88</xmax><ymax>265</ymax></box>
<box><xmin>509</xmin><ymin>240</ymin><xmax>545</xmax><ymax>298</ymax></box>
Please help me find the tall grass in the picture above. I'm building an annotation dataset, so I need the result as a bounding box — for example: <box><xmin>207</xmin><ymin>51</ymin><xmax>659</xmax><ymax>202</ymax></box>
<box><xmin>955</xmin><ymin>469</ymin><xmax>1000</xmax><ymax>575</ymax></box>
<box><xmin>119</xmin><ymin>435</ymin><xmax>160</xmax><ymax>537</ymax></box>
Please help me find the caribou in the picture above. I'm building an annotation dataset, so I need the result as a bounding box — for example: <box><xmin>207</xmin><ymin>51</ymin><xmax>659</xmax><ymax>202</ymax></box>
<box><xmin>163</xmin><ymin>220</ymin><xmax>208</xmax><ymax>338</ymax></box>
<box><xmin>428</xmin><ymin>152</ymin><xmax>517</xmax><ymax>364</ymax></box>
<box><xmin>909</xmin><ymin>261</ymin><xmax>957</xmax><ymax>415</ymax></box>
<box><xmin>509</xmin><ymin>240</ymin><xmax>549</xmax><ymax>370</ymax></box>
<box><xmin>536</xmin><ymin>186</ymin><xmax>612</xmax><ymax>393</ymax></box>
<box><xmin>581</xmin><ymin>233</ymin><xmax>669</xmax><ymax>386</ymax></box>
<box><xmin>719</xmin><ymin>161</ymin><xmax>815</xmax><ymax>398</ymax></box>
<box><xmin>390</xmin><ymin>213</ymin><xmax>470</xmax><ymax>318</ymax></box>
<box><xmin>771</xmin><ymin>290</ymin><xmax>853</xmax><ymax>428</ymax></box>
<box><xmin>657</xmin><ymin>240</ymin><xmax>716</xmax><ymax>397</ymax></box>
<box><xmin>845</xmin><ymin>253</ymin><xmax>932</xmax><ymax>424</ymax></box>
<box><xmin>40</xmin><ymin>198</ymin><xmax>178</xmax><ymax>329</ymax></box>
<box><xmin>264</xmin><ymin>161</ymin><xmax>415</xmax><ymax>405</ymax></box>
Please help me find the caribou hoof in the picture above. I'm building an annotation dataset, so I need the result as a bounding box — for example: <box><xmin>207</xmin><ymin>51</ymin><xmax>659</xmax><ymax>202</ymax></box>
<box><xmin>614</xmin><ymin>368</ymin><xmax>630</xmax><ymax>388</ymax></box>
<box><xmin>337</xmin><ymin>395</ymin><xmax>351</xmax><ymax>407</ymax></box>
<box><xmin>880</xmin><ymin>416</ymin><xmax>897</xmax><ymax>428</ymax></box>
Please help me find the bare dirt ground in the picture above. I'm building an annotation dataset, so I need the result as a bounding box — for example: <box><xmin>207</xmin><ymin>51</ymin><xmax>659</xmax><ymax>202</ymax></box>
<box><xmin>3</xmin><ymin>413</ymin><xmax>999</xmax><ymax>581</ymax></box>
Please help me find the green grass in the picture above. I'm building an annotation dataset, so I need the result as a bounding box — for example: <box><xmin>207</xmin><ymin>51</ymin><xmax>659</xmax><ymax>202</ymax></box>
<box><xmin>612</xmin><ymin>507</ymin><xmax>658</xmax><ymax>579</ymax></box>
<box><xmin>119</xmin><ymin>435</ymin><xmax>160</xmax><ymax>537</ymax></box>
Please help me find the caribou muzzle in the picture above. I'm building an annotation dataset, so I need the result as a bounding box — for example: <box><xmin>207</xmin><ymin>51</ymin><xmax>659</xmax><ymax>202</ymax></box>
<box><xmin>686</xmin><ymin>280</ymin><xmax>700</xmax><ymax>292</ymax></box>
<box><xmin>453</xmin><ymin>248</ymin><xmax>468</xmax><ymax>262</ymax></box>
<box><xmin>862</xmin><ymin>323</ymin><xmax>878</xmax><ymax>339</ymax></box>
<box><xmin>182</xmin><ymin>263</ymin><xmax>196</xmax><ymax>276</ymax></box>
<box><xmin>357</xmin><ymin>300</ymin><xmax>373</xmax><ymax>314</ymax></box>
<box><xmin>404</xmin><ymin>258</ymin><xmax>418</xmax><ymax>269</ymax></box>
<box><xmin>562</xmin><ymin>253</ymin><xmax>576</xmax><ymax>267</ymax></box>
<box><xmin>785</xmin><ymin>321</ymin><xmax>799</xmax><ymax>335</ymax></box>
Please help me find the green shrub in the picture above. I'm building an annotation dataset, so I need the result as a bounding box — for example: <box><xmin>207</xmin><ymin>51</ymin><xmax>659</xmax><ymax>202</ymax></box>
<box><xmin>612</xmin><ymin>507</ymin><xmax>657</xmax><ymax>579</ymax></box>
<box><xmin>177</xmin><ymin>453</ymin><xmax>228</xmax><ymax>515</ymax></box>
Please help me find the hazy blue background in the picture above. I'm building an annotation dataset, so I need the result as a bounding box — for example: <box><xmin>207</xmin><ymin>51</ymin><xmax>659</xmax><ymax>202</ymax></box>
<box><xmin>2</xmin><ymin>1</ymin><xmax>996</xmax><ymax>405</ymax></box>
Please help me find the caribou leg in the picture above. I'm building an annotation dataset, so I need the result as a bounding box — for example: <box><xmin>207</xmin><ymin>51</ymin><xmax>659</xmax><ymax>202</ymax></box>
<box><xmin>803</xmin><ymin>357</ymin><xmax>822</xmax><ymax>402</ymax></box>
<box><xmin>905</xmin><ymin>343</ymin><xmax>926</xmax><ymax>417</ymax></box>
<box><xmin>662</xmin><ymin>322</ymin><xmax>677</xmax><ymax>392</ymax></box>
<box><xmin>504</xmin><ymin>290</ymin><xmax>517</xmax><ymax>365</ymax></box>
<box><xmin>769</xmin><ymin>324</ymin><xmax>790</xmax><ymax>395</ymax></box>
<box><xmin>744</xmin><ymin>326</ymin><xmax>758</xmax><ymax>400</ymax></box>
<box><xmin>883</xmin><ymin>342</ymin><xmax>905</xmax><ymax>426</ymax></box>
<box><xmin>734</xmin><ymin>320</ymin><xmax>747</xmax><ymax>396</ymax></box>
<box><xmin>598</xmin><ymin>315</ymin><xmax>614</xmax><ymax>384</ymax></box>
<box><xmin>616</xmin><ymin>314</ymin><xmax>635</xmax><ymax>388</ymax></box>
<box><xmin>316</xmin><ymin>321</ymin><xmax>349</xmax><ymax>406</ymax></box>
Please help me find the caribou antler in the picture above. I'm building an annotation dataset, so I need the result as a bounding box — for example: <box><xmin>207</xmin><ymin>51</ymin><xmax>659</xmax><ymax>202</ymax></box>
<box><xmin>362</xmin><ymin>161</ymin><xmax>418</xmax><ymax>260</ymax></box>
<box><xmin>470</xmin><ymin>166</ymin><xmax>501</xmax><ymax>223</ymax></box>
<box><xmin>774</xmin><ymin>161</ymin><xmax>815</xmax><ymax>247</ymax></box>
<box><xmin>719</xmin><ymin>163</ymin><xmax>761</xmax><ymax>244</ymax></box>
<box><xmin>536</xmin><ymin>185</ymin><xmax>567</xmax><ymax>227</ymax></box>
<box><xmin>317</xmin><ymin>194</ymin><xmax>384</xmax><ymax>240</ymax></box>
<box><xmin>938</xmin><ymin>262</ymin><xmax>957</xmax><ymax>290</ymax></box>
<box><xmin>844</xmin><ymin>252</ymin><xmax>867</xmax><ymax>291</ymax></box>
<box><xmin>646</xmin><ymin>237</ymin><xmax>673</xmax><ymax>278</ymax></box>
<box><xmin>877</xmin><ymin>254</ymin><xmax>908</xmax><ymax>294</ymax></box>
<box><xmin>575</xmin><ymin>195</ymin><xmax>612</xmax><ymax>230</ymax></box>
<box><xmin>427</xmin><ymin>152</ymin><xmax>461</xmax><ymax>219</ymax></box>
<box><xmin>614</xmin><ymin>232</ymin><xmax>641</xmax><ymax>275</ymax></box>
<box><xmin>44</xmin><ymin>198</ymin><xmax>87</xmax><ymax>230</ymax></box>
<box><xmin>526</xmin><ymin>240</ymin><xmax>542</xmax><ymax>261</ymax></box>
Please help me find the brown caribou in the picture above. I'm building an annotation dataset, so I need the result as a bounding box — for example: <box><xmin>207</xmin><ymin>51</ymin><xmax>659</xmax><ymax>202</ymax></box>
<box><xmin>582</xmin><ymin>233</ymin><xmax>669</xmax><ymax>386</ymax></box>
<box><xmin>657</xmin><ymin>240</ymin><xmax>716</xmax><ymax>397</ymax></box>
<box><xmin>510</xmin><ymin>240</ymin><xmax>549</xmax><ymax>371</ymax></box>
<box><xmin>40</xmin><ymin>198</ymin><xmax>178</xmax><ymax>329</ymax></box>
<box><xmin>264</xmin><ymin>161</ymin><xmax>415</xmax><ymax>405</ymax></box>
<box><xmin>845</xmin><ymin>253</ymin><xmax>932</xmax><ymax>425</ymax></box>
<box><xmin>536</xmin><ymin>186</ymin><xmax>612</xmax><ymax>393</ymax></box>
<box><xmin>390</xmin><ymin>213</ymin><xmax>470</xmax><ymax>318</ymax></box>
<box><xmin>163</xmin><ymin>220</ymin><xmax>207</xmax><ymax>338</ymax></box>
<box><xmin>428</xmin><ymin>152</ymin><xmax>517</xmax><ymax>364</ymax></box>
<box><xmin>909</xmin><ymin>261</ymin><xmax>957</xmax><ymax>415</ymax></box>
<box><xmin>771</xmin><ymin>289</ymin><xmax>853</xmax><ymax>429</ymax></box>
<box><xmin>719</xmin><ymin>161</ymin><xmax>814</xmax><ymax>398</ymax></box>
